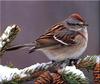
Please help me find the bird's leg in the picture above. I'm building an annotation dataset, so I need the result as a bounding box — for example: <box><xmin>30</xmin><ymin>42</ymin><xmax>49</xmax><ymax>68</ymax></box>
<box><xmin>52</xmin><ymin>60</ymin><xmax>58</xmax><ymax>66</ymax></box>
<box><xmin>52</xmin><ymin>60</ymin><xmax>67</xmax><ymax>68</ymax></box>
<box><xmin>47</xmin><ymin>60</ymin><xmax>59</xmax><ymax>73</ymax></box>
<box><xmin>69</xmin><ymin>59</ymin><xmax>79</xmax><ymax>66</ymax></box>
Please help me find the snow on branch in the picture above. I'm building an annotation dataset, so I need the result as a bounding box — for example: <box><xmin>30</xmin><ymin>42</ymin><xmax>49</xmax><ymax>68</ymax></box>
<box><xmin>0</xmin><ymin>24</ymin><xmax>20</xmax><ymax>57</ymax></box>
<box><xmin>0</xmin><ymin>55</ymin><xmax>99</xmax><ymax>84</ymax></box>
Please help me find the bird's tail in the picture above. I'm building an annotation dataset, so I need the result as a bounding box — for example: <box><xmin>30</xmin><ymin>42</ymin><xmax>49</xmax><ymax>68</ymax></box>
<box><xmin>6</xmin><ymin>43</ymin><xmax>36</xmax><ymax>53</ymax></box>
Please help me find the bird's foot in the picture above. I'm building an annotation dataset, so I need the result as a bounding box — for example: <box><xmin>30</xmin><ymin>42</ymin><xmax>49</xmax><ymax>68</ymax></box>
<box><xmin>68</xmin><ymin>59</ymin><xmax>79</xmax><ymax>66</ymax></box>
<box><xmin>52</xmin><ymin>60</ymin><xmax>68</xmax><ymax>69</ymax></box>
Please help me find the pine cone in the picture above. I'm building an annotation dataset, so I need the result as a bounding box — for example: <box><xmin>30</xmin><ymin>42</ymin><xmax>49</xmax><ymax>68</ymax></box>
<box><xmin>34</xmin><ymin>71</ymin><xmax>67</xmax><ymax>84</ymax></box>
<box><xmin>33</xmin><ymin>71</ymin><xmax>45</xmax><ymax>78</ymax></box>
<box><xmin>93</xmin><ymin>63</ymin><xmax>100</xmax><ymax>84</ymax></box>
<box><xmin>52</xmin><ymin>73</ymin><xmax>66</xmax><ymax>84</ymax></box>
<box><xmin>34</xmin><ymin>71</ymin><xmax>53</xmax><ymax>84</ymax></box>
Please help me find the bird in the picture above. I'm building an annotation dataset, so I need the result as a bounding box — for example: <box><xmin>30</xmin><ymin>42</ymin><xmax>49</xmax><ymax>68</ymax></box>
<box><xmin>6</xmin><ymin>13</ymin><xmax>88</xmax><ymax>65</ymax></box>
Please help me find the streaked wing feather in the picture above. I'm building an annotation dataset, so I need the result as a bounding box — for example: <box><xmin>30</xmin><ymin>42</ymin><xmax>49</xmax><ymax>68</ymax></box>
<box><xmin>35</xmin><ymin>23</ymin><xmax>78</xmax><ymax>48</ymax></box>
<box><xmin>53</xmin><ymin>29</ymin><xmax>78</xmax><ymax>45</ymax></box>
<box><xmin>53</xmin><ymin>35</ymin><xmax>68</xmax><ymax>45</ymax></box>
<box><xmin>35</xmin><ymin>24</ymin><xmax>65</xmax><ymax>48</ymax></box>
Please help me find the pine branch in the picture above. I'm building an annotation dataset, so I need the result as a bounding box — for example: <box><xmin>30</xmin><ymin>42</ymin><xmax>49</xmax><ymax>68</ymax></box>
<box><xmin>0</xmin><ymin>24</ymin><xmax>20</xmax><ymax>57</ymax></box>
<box><xmin>0</xmin><ymin>55</ymin><xmax>99</xmax><ymax>84</ymax></box>
<box><xmin>76</xmin><ymin>55</ymin><xmax>97</xmax><ymax>70</ymax></box>
<box><xmin>62</xmin><ymin>67</ymin><xmax>88</xmax><ymax>84</ymax></box>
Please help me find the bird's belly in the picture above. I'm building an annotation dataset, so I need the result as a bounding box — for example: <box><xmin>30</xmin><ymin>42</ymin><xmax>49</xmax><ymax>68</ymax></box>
<box><xmin>38</xmin><ymin>44</ymin><xmax>87</xmax><ymax>61</ymax></box>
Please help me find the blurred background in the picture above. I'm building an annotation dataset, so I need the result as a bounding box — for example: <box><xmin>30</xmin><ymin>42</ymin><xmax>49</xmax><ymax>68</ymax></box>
<box><xmin>0</xmin><ymin>1</ymin><xmax>100</xmax><ymax>84</ymax></box>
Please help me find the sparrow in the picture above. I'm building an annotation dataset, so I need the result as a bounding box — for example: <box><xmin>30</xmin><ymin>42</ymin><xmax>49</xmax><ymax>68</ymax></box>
<box><xmin>6</xmin><ymin>13</ymin><xmax>88</xmax><ymax>65</ymax></box>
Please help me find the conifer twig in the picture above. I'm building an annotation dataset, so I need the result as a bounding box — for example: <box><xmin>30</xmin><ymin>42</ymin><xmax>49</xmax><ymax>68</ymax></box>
<box><xmin>0</xmin><ymin>55</ymin><xmax>99</xmax><ymax>83</ymax></box>
<box><xmin>0</xmin><ymin>24</ymin><xmax>20</xmax><ymax>57</ymax></box>
<box><xmin>76</xmin><ymin>55</ymin><xmax>97</xmax><ymax>70</ymax></box>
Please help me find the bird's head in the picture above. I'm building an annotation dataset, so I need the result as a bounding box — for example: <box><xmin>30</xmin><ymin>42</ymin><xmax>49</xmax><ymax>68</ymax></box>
<box><xmin>65</xmin><ymin>13</ymin><xmax>88</xmax><ymax>31</ymax></box>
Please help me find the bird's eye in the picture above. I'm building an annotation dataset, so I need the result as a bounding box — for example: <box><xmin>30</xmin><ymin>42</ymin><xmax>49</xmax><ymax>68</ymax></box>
<box><xmin>67</xmin><ymin>22</ymin><xmax>81</xmax><ymax>26</ymax></box>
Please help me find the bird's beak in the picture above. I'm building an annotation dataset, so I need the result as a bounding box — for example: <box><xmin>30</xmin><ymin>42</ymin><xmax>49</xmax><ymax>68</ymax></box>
<box><xmin>80</xmin><ymin>22</ymin><xmax>88</xmax><ymax>27</ymax></box>
<box><xmin>84</xmin><ymin>23</ymin><xmax>88</xmax><ymax>26</ymax></box>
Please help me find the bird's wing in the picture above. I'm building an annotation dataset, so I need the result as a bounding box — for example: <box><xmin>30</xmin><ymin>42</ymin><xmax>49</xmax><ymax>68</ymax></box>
<box><xmin>35</xmin><ymin>24</ymin><xmax>78</xmax><ymax>48</ymax></box>
<box><xmin>35</xmin><ymin>24</ymin><xmax>65</xmax><ymax>48</ymax></box>
<box><xmin>53</xmin><ymin>28</ymin><xmax>78</xmax><ymax>46</ymax></box>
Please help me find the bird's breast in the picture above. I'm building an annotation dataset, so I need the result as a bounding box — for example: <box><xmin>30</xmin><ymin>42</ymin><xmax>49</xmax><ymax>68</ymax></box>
<box><xmin>38</xmin><ymin>40</ymin><xmax>87</xmax><ymax>61</ymax></box>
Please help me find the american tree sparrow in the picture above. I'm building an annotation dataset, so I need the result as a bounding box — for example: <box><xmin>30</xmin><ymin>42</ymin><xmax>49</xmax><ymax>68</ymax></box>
<box><xmin>6</xmin><ymin>13</ymin><xmax>88</xmax><ymax>64</ymax></box>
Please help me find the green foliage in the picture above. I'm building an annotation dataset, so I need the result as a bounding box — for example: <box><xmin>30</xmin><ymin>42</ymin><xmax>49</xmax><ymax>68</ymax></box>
<box><xmin>62</xmin><ymin>71</ymin><xmax>88</xmax><ymax>84</ymax></box>
<box><xmin>77</xmin><ymin>56</ymin><xmax>97</xmax><ymax>70</ymax></box>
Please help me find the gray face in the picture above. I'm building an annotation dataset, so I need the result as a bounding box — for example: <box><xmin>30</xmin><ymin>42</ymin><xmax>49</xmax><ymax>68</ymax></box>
<box><xmin>65</xmin><ymin>17</ymin><xmax>87</xmax><ymax>31</ymax></box>
<box><xmin>65</xmin><ymin>17</ymin><xmax>82</xmax><ymax>25</ymax></box>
